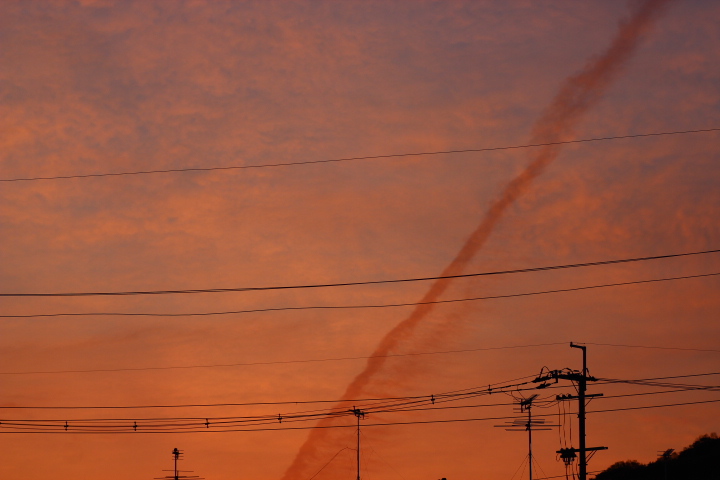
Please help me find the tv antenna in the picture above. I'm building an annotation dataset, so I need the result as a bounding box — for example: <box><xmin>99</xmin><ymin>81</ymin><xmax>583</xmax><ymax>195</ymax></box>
<box><xmin>154</xmin><ymin>448</ymin><xmax>204</xmax><ymax>480</ymax></box>
<box><xmin>350</xmin><ymin>407</ymin><xmax>366</xmax><ymax>480</ymax></box>
<box><xmin>496</xmin><ymin>394</ymin><xmax>558</xmax><ymax>480</ymax></box>
<box><xmin>657</xmin><ymin>448</ymin><xmax>675</xmax><ymax>480</ymax></box>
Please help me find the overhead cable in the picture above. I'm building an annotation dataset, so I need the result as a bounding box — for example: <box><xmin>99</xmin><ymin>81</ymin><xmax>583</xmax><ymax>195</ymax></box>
<box><xmin>0</xmin><ymin>387</ymin><xmax>711</xmax><ymax>429</ymax></box>
<box><xmin>585</xmin><ymin>342</ymin><xmax>720</xmax><ymax>353</ymax></box>
<box><xmin>588</xmin><ymin>398</ymin><xmax>720</xmax><ymax>414</ymax></box>
<box><xmin>2</xmin><ymin>127</ymin><xmax>718</xmax><ymax>183</ymax></box>
<box><xmin>0</xmin><ymin>376</ymin><xmax>538</xmax><ymax>410</ymax></box>
<box><xmin>2</xmin><ymin>249</ymin><xmax>718</xmax><ymax>297</ymax></box>
<box><xmin>597</xmin><ymin>372</ymin><xmax>720</xmax><ymax>383</ymax></box>
<box><xmin>4</xmin><ymin>271</ymin><xmax>718</xmax><ymax>317</ymax></box>
<box><xmin>0</xmin><ymin>344</ymin><xmax>563</xmax><ymax>376</ymax></box>
<box><xmin>2</xmin><ymin>398</ymin><xmax>718</xmax><ymax>434</ymax></box>
<box><xmin>2</xmin><ymin>371</ymin><xmax>715</xmax><ymax>413</ymax></box>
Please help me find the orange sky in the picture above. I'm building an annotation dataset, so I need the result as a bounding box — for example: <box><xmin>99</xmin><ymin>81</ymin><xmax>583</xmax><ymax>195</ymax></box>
<box><xmin>0</xmin><ymin>1</ymin><xmax>719</xmax><ymax>480</ymax></box>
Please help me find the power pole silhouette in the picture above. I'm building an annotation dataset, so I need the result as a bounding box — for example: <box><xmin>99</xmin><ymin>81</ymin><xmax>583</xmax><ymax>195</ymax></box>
<box><xmin>351</xmin><ymin>407</ymin><xmax>366</xmax><ymax>480</ymax></box>
<box><xmin>496</xmin><ymin>394</ymin><xmax>557</xmax><ymax>480</ymax></box>
<box><xmin>658</xmin><ymin>448</ymin><xmax>674</xmax><ymax>480</ymax></box>
<box><xmin>534</xmin><ymin>343</ymin><xmax>606</xmax><ymax>480</ymax></box>
<box><xmin>154</xmin><ymin>448</ymin><xmax>204</xmax><ymax>480</ymax></box>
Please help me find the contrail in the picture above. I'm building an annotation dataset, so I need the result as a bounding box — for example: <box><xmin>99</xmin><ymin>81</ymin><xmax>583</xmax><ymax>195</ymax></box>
<box><xmin>281</xmin><ymin>1</ymin><xmax>672</xmax><ymax>478</ymax></box>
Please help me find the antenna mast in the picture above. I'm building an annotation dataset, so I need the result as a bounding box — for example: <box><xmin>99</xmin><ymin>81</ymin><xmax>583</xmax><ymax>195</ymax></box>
<box><xmin>495</xmin><ymin>394</ymin><xmax>557</xmax><ymax>480</ymax></box>
<box><xmin>154</xmin><ymin>448</ymin><xmax>204</xmax><ymax>480</ymax></box>
<box><xmin>351</xmin><ymin>407</ymin><xmax>366</xmax><ymax>480</ymax></box>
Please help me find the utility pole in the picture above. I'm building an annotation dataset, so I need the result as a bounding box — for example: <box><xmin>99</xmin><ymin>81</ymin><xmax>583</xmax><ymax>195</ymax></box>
<box><xmin>658</xmin><ymin>448</ymin><xmax>674</xmax><ymax>480</ymax></box>
<box><xmin>575</xmin><ymin>342</ymin><xmax>589</xmax><ymax>480</ymax></box>
<box><xmin>173</xmin><ymin>447</ymin><xmax>180</xmax><ymax>480</ymax></box>
<box><xmin>527</xmin><ymin>399</ymin><xmax>534</xmax><ymax>480</ymax></box>
<box><xmin>534</xmin><ymin>343</ymin><xmax>606</xmax><ymax>480</ymax></box>
<box><xmin>351</xmin><ymin>407</ymin><xmax>366</xmax><ymax>480</ymax></box>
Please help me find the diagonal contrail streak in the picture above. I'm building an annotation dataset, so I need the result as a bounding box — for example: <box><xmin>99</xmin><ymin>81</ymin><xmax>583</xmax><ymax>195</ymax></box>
<box><xmin>281</xmin><ymin>2</ymin><xmax>673</xmax><ymax>478</ymax></box>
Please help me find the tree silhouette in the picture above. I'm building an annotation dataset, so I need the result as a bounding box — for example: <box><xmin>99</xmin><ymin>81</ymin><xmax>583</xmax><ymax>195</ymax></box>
<box><xmin>593</xmin><ymin>433</ymin><xmax>719</xmax><ymax>480</ymax></box>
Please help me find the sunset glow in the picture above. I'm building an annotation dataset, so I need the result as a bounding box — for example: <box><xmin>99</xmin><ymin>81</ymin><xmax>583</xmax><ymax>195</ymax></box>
<box><xmin>0</xmin><ymin>1</ymin><xmax>718</xmax><ymax>480</ymax></box>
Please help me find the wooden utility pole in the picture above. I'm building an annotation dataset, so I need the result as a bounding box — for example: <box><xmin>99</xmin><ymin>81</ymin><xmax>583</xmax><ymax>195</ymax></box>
<box><xmin>535</xmin><ymin>343</ymin><xmax>607</xmax><ymax>480</ymax></box>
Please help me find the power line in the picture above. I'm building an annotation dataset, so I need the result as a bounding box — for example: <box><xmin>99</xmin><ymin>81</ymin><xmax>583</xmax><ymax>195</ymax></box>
<box><xmin>601</xmin><ymin>380</ymin><xmax>720</xmax><ymax>392</ymax></box>
<box><xmin>593</xmin><ymin>373</ymin><xmax>720</xmax><ymax>392</ymax></box>
<box><xmin>588</xmin><ymin>398</ymin><xmax>720</xmax><ymax>415</ymax></box>
<box><xmin>1</xmin><ymin>386</ymin><xmax>713</xmax><ymax>429</ymax></box>
<box><xmin>4</xmin><ymin>271</ymin><xmax>717</xmax><ymax>318</ymax></box>
<box><xmin>0</xmin><ymin>414</ymin><xmax>532</xmax><ymax>434</ymax></box>
<box><xmin>585</xmin><ymin>342</ymin><xmax>720</xmax><ymax>353</ymax></box>
<box><xmin>598</xmin><ymin>372</ymin><xmax>720</xmax><ymax>383</ymax></box>
<box><xmin>2</xmin><ymin>127</ymin><xmax>718</xmax><ymax>183</ymax></box>
<box><xmin>307</xmin><ymin>447</ymin><xmax>351</xmax><ymax>480</ymax></box>
<box><xmin>2</xmin><ymin>398</ymin><xmax>717</xmax><ymax>434</ymax></box>
<box><xmin>0</xmin><ymin>391</ymin><xmax>558</xmax><ymax>431</ymax></box>
<box><xmin>0</xmin><ymin>376</ymin><xmax>538</xmax><ymax>410</ymax></box>
<box><xmin>0</xmin><ymin>400</ymin><xmax>523</xmax><ymax>424</ymax></box>
<box><xmin>533</xmin><ymin>472</ymin><xmax>601</xmax><ymax>480</ymax></box>
<box><xmin>0</xmin><ymin>397</ymin><xmax>522</xmax><ymax>429</ymax></box>
<box><xmin>599</xmin><ymin>388</ymin><xmax>719</xmax><ymax>400</ymax></box>
<box><xmin>0</xmin><ymin>321</ymin><xmax>716</xmax><ymax>375</ymax></box>
<box><xmin>2</xmin><ymin>370</ymin><xmax>716</xmax><ymax>413</ymax></box>
<box><xmin>0</xmin><ymin>369</ymin><xmax>716</xmax><ymax>432</ymax></box>
<box><xmin>3</xmin><ymin>249</ymin><xmax>718</xmax><ymax>297</ymax></box>
<box><xmin>0</xmin><ymin>343</ymin><xmax>564</xmax><ymax>376</ymax></box>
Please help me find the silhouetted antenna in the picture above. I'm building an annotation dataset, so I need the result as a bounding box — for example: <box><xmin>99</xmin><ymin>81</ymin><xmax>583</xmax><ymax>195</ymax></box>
<box><xmin>658</xmin><ymin>448</ymin><xmax>675</xmax><ymax>458</ymax></box>
<box><xmin>154</xmin><ymin>448</ymin><xmax>204</xmax><ymax>480</ymax></box>
<box><xmin>350</xmin><ymin>407</ymin><xmax>366</xmax><ymax>480</ymax></box>
<box><xmin>658</xmin><ymin>448</ymin><xmax>674</xmax><ymax>480</ymax></box>
<box><xmin>496</xmin><ymin>394</ymin><xmax>558</xmax><ymax>480</ymax></box>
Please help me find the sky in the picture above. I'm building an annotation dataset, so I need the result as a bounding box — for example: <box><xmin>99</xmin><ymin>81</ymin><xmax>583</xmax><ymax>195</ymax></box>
<box><xmin>0</xmin><ymin>1</ymin><xmax>719</xmax><ymax>480</ymax></box>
